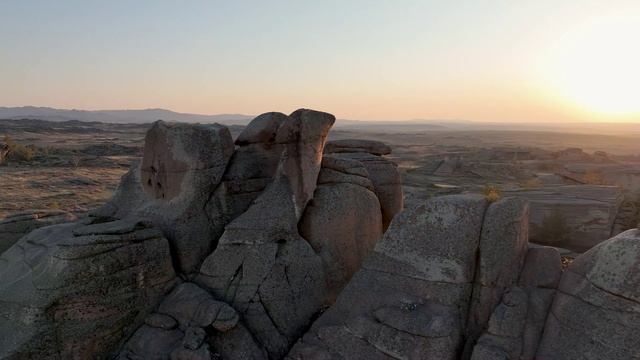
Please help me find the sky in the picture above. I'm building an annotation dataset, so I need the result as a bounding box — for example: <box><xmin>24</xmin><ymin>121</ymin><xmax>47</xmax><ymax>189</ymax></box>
<box><xmin>1</xmin><ymin>0</ymin><xmax>639</xmax><ymax>122</ymax></box>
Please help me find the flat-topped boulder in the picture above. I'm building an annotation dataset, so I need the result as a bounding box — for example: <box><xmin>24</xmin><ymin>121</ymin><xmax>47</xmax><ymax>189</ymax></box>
<box><xmin>324</xmin><ymin>139</ymin><xmax>392</xmax><ymax>156</ymax></box>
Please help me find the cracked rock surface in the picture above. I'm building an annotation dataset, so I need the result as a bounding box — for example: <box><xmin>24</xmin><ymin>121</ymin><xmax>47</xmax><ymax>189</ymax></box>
<box><xmin>0</xmin><ymin>218</ymin><xmax>176</xmax><ymax>359</ymax></box>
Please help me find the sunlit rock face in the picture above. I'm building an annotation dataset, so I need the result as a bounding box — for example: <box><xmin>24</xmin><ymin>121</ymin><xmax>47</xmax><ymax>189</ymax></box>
<box><xmin>299</xmin><ymin>155</ymin><xmax>383</xmax><ymax>303</ymax></box>
<box><xmin>324</xmin><ymin>144</ymin><xmax>403</xmax><ymax>231</ymax></box>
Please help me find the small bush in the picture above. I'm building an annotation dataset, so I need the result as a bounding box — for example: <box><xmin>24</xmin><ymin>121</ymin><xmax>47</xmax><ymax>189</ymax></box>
<box><xmin>3</xmin><ymin>135</ymin><xmax>36</xmax><ymax>162</ymax></box>
<box><xmin>483</xmin><ymin>185</ymin><xmax>502</xmax><ymax>203</ymax></box>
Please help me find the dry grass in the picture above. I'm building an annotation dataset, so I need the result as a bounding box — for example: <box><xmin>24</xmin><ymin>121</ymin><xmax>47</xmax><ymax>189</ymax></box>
<box><xmin>0</xmin><ymin>165</ymin><xmax>128</xmax><ymax>218</ymax></box>
<box><xmin>483</xmin><ymin>185</ymin><xmax>502</xmax><ymax>203</ymax></box>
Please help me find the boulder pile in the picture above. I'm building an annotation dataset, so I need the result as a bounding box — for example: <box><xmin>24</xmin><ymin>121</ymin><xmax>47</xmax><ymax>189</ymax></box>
<box><xmin>0</xmin><ymin>109</ymin><xmax>638</xmax><ymax>360</ymax></box>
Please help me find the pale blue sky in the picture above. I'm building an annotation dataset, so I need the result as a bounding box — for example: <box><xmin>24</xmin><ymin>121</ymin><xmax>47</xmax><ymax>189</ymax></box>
<box><xmin>1</xmin><ymin>1</ymin><xmax>639</xmax><ymax>121</ymax></box>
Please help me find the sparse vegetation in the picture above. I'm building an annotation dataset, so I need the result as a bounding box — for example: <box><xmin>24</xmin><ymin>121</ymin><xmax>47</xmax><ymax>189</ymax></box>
<box><xmin>3</xmin><ymin>135</ymin><xmax>36</xmax><ymax>162</ymax></box>
<box><xmin>483</xmin><ymin>185</ymin><xmax>502</xmax><ymax>203</ymax></box>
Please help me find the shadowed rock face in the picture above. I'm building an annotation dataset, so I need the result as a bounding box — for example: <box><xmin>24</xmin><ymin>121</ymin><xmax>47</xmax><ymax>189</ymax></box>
<box><xmin>95</xmin><ymin>120</ymin><xmax>234</xmax><ymax>274</ymax></box>
<box><xmin>0</xmin><ymin>218</ymin><xmax>176</xmax><ymax>359</ymax></box>
<box><xmin>119</xmin><ymin>282</ymin><xmax>249</xmax><ymax>360</ymax></box>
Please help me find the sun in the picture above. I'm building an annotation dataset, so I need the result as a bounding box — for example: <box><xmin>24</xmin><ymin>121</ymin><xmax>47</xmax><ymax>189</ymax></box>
<box><xmin>543</xmin><ymin>16</ymin><xmax>640</xmax><ymax>116</ymax></box>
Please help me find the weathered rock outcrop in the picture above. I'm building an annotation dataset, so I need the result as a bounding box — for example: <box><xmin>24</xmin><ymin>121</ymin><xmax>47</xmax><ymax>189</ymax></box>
<box><xmin>464</xmin><ymin>199</ymin><xmax>529</xmax><ymax>357</ymax></box>
<box><xmin>299</xmin><ymin>155</ymin><xmax>382</xmax><ymax>302</ymax></box>
<box><xmin>205</xmin><ymin>112</ymin><xmax>289</xmax><ymax>231</ymax></box>
<box><xmin>470</xmin><ymin>246</ymin><xmax>562</xmax><ymax>360</ymax></box>
<box><xmin>536</xmin><ymin>228</ymin><xmax>640</xmax><ymax>360</ymax></box>
<box><xmin>0</xmin><ymin>209</ymin><xmax>79</xmax><ymax>254</ymax></box>
<box><xmin>288</xmin><ymin>195</ymin><xmax>483</xmax><ymax>359</ymax></box>
<box><xmin>327</xmin><ymin>151</ymin><xmax>403</xmax><ymax>231</ymax></box>
<box><xmin>0</xmin><ymin>218</ymin><xmax>176</xmax><ymax>359</ymax></box>
<box><xmin>197</xmin><ymin>109</ymin><xmax>336</xmax><ymax>359</ymax></box>
<box><xmin>288</xmin><ymin>195</ymin><xmax>534</xmax><ymax>360</ymax></box>
<box><xmin>94</xmin><ymin>120</ymin><xmax>234</xmax><ymax>273</ymax></box>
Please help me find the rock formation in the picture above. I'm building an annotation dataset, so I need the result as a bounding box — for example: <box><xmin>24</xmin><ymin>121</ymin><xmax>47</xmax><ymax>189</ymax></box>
<box><xmin>94</xmin><ymin>120</ymin><xmax>234</xmax><ymax>274</ymax></box>
<box><xmin>196</xmin><ymin>109</ymin><xmax>336</xmax><ymax>359</ymax></box>
<box><xmin>325</xmin><ymin>140</ymin><xmax>403</xmax><ymax>230</ymax></box>
<box><xmin>1</xmin><ymin>108</ymin><xmax>639</xmax><ymax>360</ymax></box>
<box><xmin>536</xmin><ymin>228</ymin><xmax>640</xmax><ymax>360</ymax></box>
<box><xmin>299</xmin><ymin>155</ymin><xmax>382</xmax><ymax>302</ymax></box>
<box><xmin>0</xmin><ymin>218</ymin><xmax>176</xmax><ymax>359</ymax></box>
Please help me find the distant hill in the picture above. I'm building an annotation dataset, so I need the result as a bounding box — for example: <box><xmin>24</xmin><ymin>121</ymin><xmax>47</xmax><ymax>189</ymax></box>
<box><xmin>1</xmin><ymin>106</ymin><xmax>637</xmax><ymax>135</ymax></box>
<box><xmin>0</xmin><ymin>106</ymin><xmax>253</xmax><ymax>124</ymax></box>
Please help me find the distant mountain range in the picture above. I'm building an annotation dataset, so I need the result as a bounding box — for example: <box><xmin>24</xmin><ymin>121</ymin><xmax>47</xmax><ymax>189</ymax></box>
<box><xmin>0</xmin><ymin>106</ymin><xmax>253</xmax><ymax>124</ymax></box>
<box><xmin>0</xmin><ymin>106</ymin><xmax>450</xmax><ymax>130</ymax></box>
<box><xmin>1</xmin><ymin>106</ymin><xmax>638</xmax><ymax>135</ymax></box>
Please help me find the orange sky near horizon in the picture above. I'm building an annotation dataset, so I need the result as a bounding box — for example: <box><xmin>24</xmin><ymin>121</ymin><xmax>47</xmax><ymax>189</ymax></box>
<box><xmin>1</xmin><ymin>1</ymin><xmax>638</xmax><ymax>123</ymax></box>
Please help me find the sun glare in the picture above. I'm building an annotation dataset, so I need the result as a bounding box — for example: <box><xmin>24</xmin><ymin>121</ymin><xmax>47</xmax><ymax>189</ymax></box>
<box><xmin>544</xmin><ymin>16</ymin><xmax>640</xmax><ymax>116</ymax></box>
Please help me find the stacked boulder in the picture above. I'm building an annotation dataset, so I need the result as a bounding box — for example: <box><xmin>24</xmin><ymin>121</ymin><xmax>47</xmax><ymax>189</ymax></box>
<box><xmin>2</xmin><ymin>108</ymin><xmax>640</xmax><ymax>360</ymax></box>
<box><xmin>324</xmin><ymin>139</ymin><xmax>402</xmax><ymax>231</ymax></box>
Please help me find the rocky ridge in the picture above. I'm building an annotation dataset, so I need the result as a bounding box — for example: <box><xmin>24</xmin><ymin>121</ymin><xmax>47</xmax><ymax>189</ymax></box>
<box><xmin>0</xmin><ymin>109</ymin><xmax>638</xmax><ymax>359</ymax></box>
